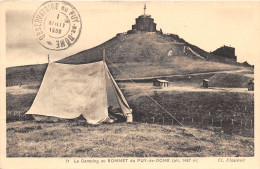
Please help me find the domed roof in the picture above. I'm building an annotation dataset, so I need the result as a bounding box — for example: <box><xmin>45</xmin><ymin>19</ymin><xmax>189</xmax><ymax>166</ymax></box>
<box><xmin>138</xmin><ymin>14</ymin><xmax>152</xmax><ymax>18</ymax></box>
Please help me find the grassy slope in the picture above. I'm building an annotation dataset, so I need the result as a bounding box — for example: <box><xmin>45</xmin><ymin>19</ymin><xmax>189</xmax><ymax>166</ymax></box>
<box><xmin>7</xmin><ymin>122</ymin><xmax>253</xmax><ymax>157</ymax></box>
<box><xmin>209</xmin><ymin>73</ymin><xmax>254</xmax><ymax>88</ymax></box>
<box><xmin>119</xmin><ymin>83</ymin><xmax>254</xmax><ymax>136</ymax></box>
<box><xmin>6</xmin><ymin>56</ymin><xmax>243</xmax><ymax>85</ymax></box>
<box><xmin>108</xmin><ymin>56</ymin><xmax>242</xmax><ymax>79</ymax></box>
<box><xmin>58</xmin><ymin>33</ymin><xmax>247</xmax><ymax>79</ymax></box>
<box><xmin>7</xmin><ymin>33</ymin><xmax>250</xmax><ymax>85</ymax></box>
<box><xmin>6</xmin><ymin>64</ymin><xmax>47</xmax><ymax>86</ymax></box>
<box><xmin>58</xmin><ymin>33</ymin><xmax>187</xmax><ymax>64</ymax></box>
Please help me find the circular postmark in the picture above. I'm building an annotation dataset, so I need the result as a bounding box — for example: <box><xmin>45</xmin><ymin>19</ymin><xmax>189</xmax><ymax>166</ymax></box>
<box><xmin>32</xmin><ymin>1</ymin><xmax>82</xmax><ymax>50</ymax></box>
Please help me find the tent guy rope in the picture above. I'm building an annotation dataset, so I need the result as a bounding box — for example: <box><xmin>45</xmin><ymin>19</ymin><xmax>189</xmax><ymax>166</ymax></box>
<box><xmin>104</xmin><ymin>55</ymin><xmax>207</xmax><ymax>145</ymax></box>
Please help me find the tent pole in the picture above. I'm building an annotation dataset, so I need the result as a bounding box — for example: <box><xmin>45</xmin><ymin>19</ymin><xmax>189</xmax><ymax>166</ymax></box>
<box><xmin>103</xmin><ymin>49</ymin><xmax>105</xmax><ymax>62</ymax></box>
<box><xmin>102</xmin><ymin>48</ymin><xmax>109</xmax><ymax>119</ymax></box>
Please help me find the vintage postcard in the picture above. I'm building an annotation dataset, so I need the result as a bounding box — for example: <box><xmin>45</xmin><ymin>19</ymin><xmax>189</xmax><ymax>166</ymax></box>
<box><xmin>0</xmin><ymin>1</ymin><xmax>259</xmax><ymax>169</ymax></box>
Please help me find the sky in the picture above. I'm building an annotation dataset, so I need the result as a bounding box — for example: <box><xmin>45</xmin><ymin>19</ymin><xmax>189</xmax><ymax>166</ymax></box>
<box><xmin>5</xmin><ymin>1</ymin><xmax>260</xmax><ymax>67</ymax></box>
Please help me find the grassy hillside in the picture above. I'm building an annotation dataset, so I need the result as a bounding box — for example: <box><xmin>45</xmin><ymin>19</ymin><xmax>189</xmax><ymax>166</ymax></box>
<box><xmin>6</xmin><ymin>56</ymin><xmax>245</xmax><ymax>86</ymax></box>
<box><xmin>209</xmin><ymin>73</ymin><xmax>253</xmax><ymax>88</ymax></box>
<box><xmin>6</xmin><ymin>64</ymin><xmax>47</xmax><ymax>86</ymax></box>
<box><xmin>109</xmin><ymin>56</ymin><xmax>245</xmax><ymax>79</ymax></box>
<box><xmin>58</xmin><ymin>33</ymin><xmax>187</xmax><ymax>64</ymax></box>
<box><xmin>119</xmin><ymin>83</ymin><xmax>254</xmax><ymax>136</ymax></box>
<box><xmin>6</xmin><ymin>33</ymin><xmax>252</xmax><ymax>85</ymax></box>
<box><xmin>7</xmin><ymin>122</ymin><xmax>253</xmax><ymax>157</ymax></box>
<box><xmin>58</xmin><ymin>33</ymin><xmax>247</xmax><ymax>66</ymax></box>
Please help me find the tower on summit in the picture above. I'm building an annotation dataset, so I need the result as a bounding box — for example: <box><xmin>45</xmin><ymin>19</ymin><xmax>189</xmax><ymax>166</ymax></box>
<box><xmin>127</xmin><ymin>4</ymin><xmax>157</xmax><ymax>33</ymax></box>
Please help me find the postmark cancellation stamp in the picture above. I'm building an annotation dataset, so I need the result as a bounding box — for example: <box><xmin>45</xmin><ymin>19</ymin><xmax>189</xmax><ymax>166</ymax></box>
<box><xmin>32</xmin><ymin>1</ymin><xmax>82</xmax><ymax>50</ymax></box>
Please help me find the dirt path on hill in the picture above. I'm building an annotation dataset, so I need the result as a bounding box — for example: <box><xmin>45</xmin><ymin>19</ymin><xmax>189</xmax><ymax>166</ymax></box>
<box><xmin>159</xmin><ymin>86</ymin><xmax>253</xmax><ymax>93</ymax></box>
<box><xmin>6</xmin><ymin>84</ymin><xmax>39</xmax><ymax>95</ymax></box>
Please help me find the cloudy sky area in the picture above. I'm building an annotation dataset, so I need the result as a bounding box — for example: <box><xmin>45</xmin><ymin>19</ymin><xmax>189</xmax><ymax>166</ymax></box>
<box><xmin>6</xmin><ymin>1</ymin><xmax>260</xmax><ymax>67</ymax></box>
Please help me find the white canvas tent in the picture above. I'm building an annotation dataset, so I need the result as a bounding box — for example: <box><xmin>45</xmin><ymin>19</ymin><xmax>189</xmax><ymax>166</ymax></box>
<box><xmin>26</xmin><ymin>60</ymin><xmax>132</xmax><ymax>124</ymax></box>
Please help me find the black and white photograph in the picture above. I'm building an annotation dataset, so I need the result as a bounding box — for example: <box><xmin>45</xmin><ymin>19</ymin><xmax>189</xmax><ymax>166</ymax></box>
<box><xmin>1</xmin><ymin>1</ymin><xmax>259</xmax><ymax>169</ymax></box>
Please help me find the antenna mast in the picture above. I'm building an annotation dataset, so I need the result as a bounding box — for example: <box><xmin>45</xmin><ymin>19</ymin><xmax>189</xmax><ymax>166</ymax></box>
<box><xmin>144</xmin><ymin>3</ymin><xmax>146</xmax><ymax>15</ymax></box>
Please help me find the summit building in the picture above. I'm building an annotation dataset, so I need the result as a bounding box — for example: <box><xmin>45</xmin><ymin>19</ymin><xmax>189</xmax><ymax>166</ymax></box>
<box><xmin>128</xmin><ymin>4</ymin><xmax>158</xmax><ymax>34</ymax></box>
